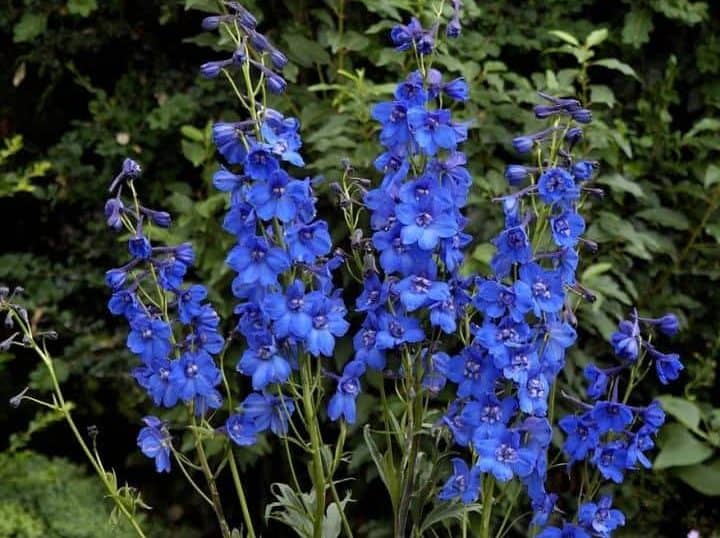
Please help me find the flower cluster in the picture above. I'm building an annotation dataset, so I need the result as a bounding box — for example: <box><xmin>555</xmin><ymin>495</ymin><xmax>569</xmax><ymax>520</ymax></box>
<box><xmin>203</xmin><ymin>17</ymin><xmax>350</xmax><ymax>444</ymax></box>
<box><xmin>104</xmin><ymin>159</ymin><xmax>225</xmax><ymax>472</ymax></box>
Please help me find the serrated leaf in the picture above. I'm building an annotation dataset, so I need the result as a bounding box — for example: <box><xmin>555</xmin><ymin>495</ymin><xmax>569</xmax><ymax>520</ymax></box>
<box><xmin>585</xmin><ymin>28</ymin><xmax>608</xmax><ymax>47</ymax></box>
<box><xmin>655</xmin><ymin>424</ymin><xmax>713</xmax><ymax>470</ymax></box>
<box><xmin>591</xmin><ymin>58</ymin><xmax>640</xmax><ymax>80</ymax></box>
<box><xmin>13</xmin><ymin>13</ymin><xmax>48</xmax><ymax>43</ymax></box>
<box><xmin>657</xmin><ymin>396</ymin><xmax>702</xmax><ymax>431</ymax></box>
<box><xmin>548</xmin><ymin>30</ymin><xmax>580</xmax><ymax>46</ymax></box>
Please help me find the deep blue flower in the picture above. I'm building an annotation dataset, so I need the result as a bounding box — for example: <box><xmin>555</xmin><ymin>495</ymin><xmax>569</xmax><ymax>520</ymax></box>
<box><xmin>505</xmin><ymin>165</ymin><xmax>530</xmax><ymax>186</ymax></box>
<box><xmin>247</xmin><ymin>169</ymin><xmax>308</xmax><ymax>222</ymax></box>
<box><xmin>127</xmin><ymin>315</ymin><xmax>173</xmax><ymax>362</ymax></box>
<box><xmin>407</xmin><ymin>108</ymin><xmax>458</xmax><ymax>155</ymax></box>
<box><xmin>128</xmin><ymin>233</ymin><xmax>152</xmax><ymax>260</ymax></box>
<box><xmin>474</xmin><ymin>318</ymin><xmax>531</xmax><ymax>363</ymax></box>
<box><xmin>572</xmin><ymin>160</ymin><xmax>596</xmax><ymax>181</ymax></box>
<box><xmin>327</xmin><ymin>360</ymin><xmax>366</xmax><ymax>424</ymax></box>
<box><xmin>537</xmin><ymin>167</ymin><xmax>579</xmax><ymax>206</ymax></box>
<box><xmin>491</xmin><ymin>224</ymin><xmax>532</xmax><ymax>276</ymax></box>
<box><xmin>225</xmin><ymin>413</ymin><xmax>258</xmax><ymax>446</ymax></box>
<box><xmin>396</xmin><ymin>195</ymin><xmax>459</xmax><ymax>250</ymax></box>
<box><xmin>263</xmin><ymin>280</ymin><xmax>312</xmax><ymax>339</ymax></box>
<box><xmin>227</xmin><ymin>236</ymin><xmax>290</xmax><ymax>287</ymax></box>
<box><xmin>578</xmin><ymin>496</ymin><xmax>626</xmax><ymax>537</ymax></box>
<box><xmin>213</xmin><ymin>122</ymin><xmax>248</xmax><ymax>164</ymax></box>
<box><xmin>642</xmin><ymin>400</ymin><xmax>666</xmax><ymax>431</ymax></box>
<box><xmin>591</xmin><ymin>401</ymin><xmax>634</xmax><ymax>433</ymax></box>
<box><xmin>133</xmin><ymin>358</ymin><xmax>179</xmax><ymax>408</ymax></box>
<box><xmin>108</xmin><ymin>289</ymin><xmax>139</xmax><ymax>318</ymax></box>
<box><xmin>177</xmin><ymin>284</ymin><xmax>208</xmax><ymax>324</ymax></box>
<box><xmin>583</xmin><ymin>364</ymin><xmax>608</xmax><ymax>400</ymax></box>
<box><xmin>550</xmin><ymin>211</ymin><xmax>585</xmax><ymax>247</ymax></box>
<box><xmin>261</xmin><ymin>120</ymin><xmax>304</xmax><ymax>167</ymax></box>
<box><xmin>244</xmin><ymin>143</ymin><xmax>280</xmax><ymax>180</ymax></box>
<box><xmin>394</xmin><ymin>273</ymin><xmax>450</xmax><ymax>311</ymax></box>
<box><xmin>474</xmin><ymin>279</ymin><xmax>533</xmax><ymax>322</ymax></box>
<box><xmin>651</xmin><ymin>349</ymin><xmax>683</xmax><ymax>384</ymax></box>
<box><xmin>375</xmin><ymin>312</ymin><xmax>424</xmax><ymax>350</ymax></box>
<box><xmin>304</xmin><ymin>292</ymin><xmax>349</xmax><ymax>357</ymax></box>
<box><xmin>373</xmin><ymin>224</ymin><xmax>433</xmax><ymax>276</ymax></box>
<box><xmin>592</xmin><ymin>441</ymin><xmax>629</xmax><ymax>483</ymax></box>
<box><xmin>353</xmin><ymin>320</ymin><xmax>386</xmax><ymax>370</ymax></box>
<box><xmin>169</xmin><ymin>349</ymin><xmax>222</xmax><ymax>403</ymax></box>
<box><xmin>652</xmin><ymin>313</ymin><xmax>680</xmax><ymax>336</ymax></box>
<box><xmin>241</xmin><ymin>391</ymin><xmax>295</xmax><ymax>435</ymax></box>
<box><xmin>137</xmin><ymin>416</ymin><xmax>171</xmax><ymax>473</ymax></box>
<box><xmin>371</xmin><ymin>101</ymin><xmax>411</xmax><ymax>148</ymax></box>
<box><xmin>355</xmin><ymin>272</ymin><xmax>389</xmax><ymax>313</ymax></box>
<box><xmin>519</xmin><ymin>263</ymin><xmax>565</xmax><ymax>315</ymax></box>
<box><xmin>446</xmin><ymin>347</ymin><xmax>496</xmax><ymax>399</ymax></box>
<box><xmin>518</xmin><ymin>372</ymin><xmax>550</xmax><ymax>416</ymax></box>
<box><xmin>443</xmin><ymin>400</ymin><xmax>481</xmax><ymax>447</ymax></box>
<box><xmin>390</xmin><ymin>18</ymin><xmax>424</xmax><ymax>52</ymax></box>
<box><xmin>438</xmin><ymin>458</ymin><xmax>481</xmax><ymax>504</ymax></box>
<box><xmin>285</xmin><ymin>221</ymin><xmax>332</xmax><ymax>263</ymax></box>
<box><xmin>105</xmin><ymin>198</ymin><xmax>124</xmax><ymax>229</ymax></box>
<box><xmin>443</xmin><ymin>78</ymin><xmax>469</xmax><ymax>102</ymax></box>
<box><xmin>471</xmin><ymin>394</ymin><xmax>517</xmax><ymax>441</ymax></box>
<box><xmin>610</xmin><ymin>319</ymin><xmax>640</xmax><ymax>361</ymax></box>
<box><xmin>237</xmin><ymin>339</ymin><xmax>292</xmax><ymax>390</ymax></box>
<box><xmin>559</xmin><ymin>413</ymin><xmax>600</xmax><ymax>464</ymax></box>
<box><xmin>475</xmin><ymin>430</ymin><xmax>535</xmax><ymax>482</ymax></box>
<box><xmin>421</xmin><ymin>351</ymin><xmax>449</xmax><ymax>393</ymax></box>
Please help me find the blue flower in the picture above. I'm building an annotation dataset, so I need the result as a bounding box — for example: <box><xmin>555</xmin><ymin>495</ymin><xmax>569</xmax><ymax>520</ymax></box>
<box><xmin>592</xmin><ymin>441</ymin><xmax>629</xmax><ymax>483</ymax></box>
<box><xmin>127</xmin><ymin>315</ymin><xmax>173</xmax><ymax>362</ymax></box>
<box><xmin>474</xmin><ymin>279</ymin><xmax>533</xmax><ymax>322</ymax></box>
<box><xmin>285</xmin><ymin>221</ymin><xmax>332</xmax><ymax>263</ymax></box>
<box><xmin>471</xmin><ymin>394</ymin><xmax>517</xmax><ymax>441</ymax></box>
<box><xmin>475</xmin><ymin>430</ymin><xmax>535</xmax><ymax>482</ymax></box>
<box><xmin>491</xmin><ymin>225</ymin><xmax>532</xmax><ymax>277</ymax></box>
<box><xmin>375</xmin><ymin>312</ymin><xmax>424</xmax><ymax>350</ymax></box>
<box><xmin>227</xmin><ymin>236</ymin><xmax>290</xmax><ymax>287</ymax></box>
<box><xmin>654</xmin><ymin>313</ymin><xmax>680</xmax><ymax>336</ymax></box>
<box><xmin>261</xmin><ymin>119</ymin><xmax>304</xmax><ymax>167</ymax></box>
<box><xmin>438</xmin><ymin>458</ymin><xmax>481</xmax><ymax>504</ymax></box>
<box><xmin>177</xmin><ymin>284</ymin><xmax>208</xmax><ymax>324</ymax></box>
<box><xmin>237</xmin><ymin>340</ymin><xmax>292</xmax><ymax>390</ymax></box>
<box><xmin>213</xmin><ymin>122</ymin><xmax>248</xmax><ymax>164</ymax></box>
<box><xmin>537</xmin><ymin>168</ymin><xmax>579</xmax><ymax>206</ymax></box>
<box><xmin>518</xmin><ymin>372</ymin><xmax>550</xmax><ymax>416</ymax></box>
<box><xmin>137</xmin><ymin>416</ymin><xmax>171</xmax><ymax>473</ymax></box>
<box><xmin>247</xmin><ymin>169</ymin><xmax>306</xmax><ymax>222</ymax></box>
<box><xmin>263</xmin><ymin>280</ymin><xmax>312</xmax><ymax>339</ymax></box>
<box><xmin>241</xmin><ymin>391</ymin><xmax>295</xmax><ymax>435</ymax></box>
<box><xmin>394</xmin><ymin>274</ymin><xmax>450</xmax><ymax>311</ymax></box>
<box><xmin>225</xmin><ymin>414</ymin><xmax>258</xmax><ymax>446</ymax></box>
<box><xmin>128</xmin><ymin>233</ymin><xmax>152</xmax><ymax>260</ymax></box>
<box><xmin>446</xmin><ymin>347</ymin><xmax>496</xmax><ymax>399</ymax></box>
<box><xmin>105</xmin><ymin>198</ymin><xmax>124</xmax><ymax>229</ymax></box>
<box><xmin>651</xmin><ymin>348</ymin><xmax>683</xmax><ymax>384</ymax></box>
<box><xmin>610</xmin><ymin>319</ymin><xmax>640</xmax><ymax>361</ymax></box>
<box><xmin>396</xmin><ymin>196</ymin><xmax>459</xmax><ymax>250</ymax></box>
<box><xmin>327</xmin><ymin>360</ymin><xmax>366</xmax><ymax>424</ymax></box>
<box><xmin>355</xmin><ymin>272</ymin><xmax>389</xmax><ymax>313</ymax></box>
<box><xmin>132</xmin><ymin>358</ymin><xmax>179</xmax><ymax>408</ymax></box>
<box><xmin>304</xmin><ymin>292</ymin><xmax>349</xmax><ymax>357</ymax></box>
<box><xmin>169</xmin><ymin>349</ymin><xmax>222</xmax><ymax>403</ymax></box>
<box><xmin>244</xmin><ymin>143</ymin><xmax>279</xmax><ymax>180</ymax></box>
<box><xmin>583</xmin><ymin>364</ymin><xmax>608</xmax><ymax>400</ymax></box>
<box><xmin>578</xmin><ymin>496</ymin><xmax>625</xmax><ymax>537</ymax></box>
<box><xmin>550</xmin><ymin>211</ymin><xmax>585</xmax><ymax>247</ymax></box>
<box><xmin>353</xmin><ymin>321</ymin><xmax>386</xmax><ymax>370</ymax></box>
<box><xmin>572</xmin><ymin>160</ymin><xmax>596</xmax><ymax>181</ymax></box>
<box><xmin>591</xmin><ymin>401</ymin><xmax>634</xmax><ymax>433</ymax></box>
<box><xmin>443</xmin><ymin>400</ymin><xmax>481</xmax><ymax>447</ymax></box>
<box><xmin>519</xmin><ymin>263</ymin><xmax>564</xmax><ymax>315</ymax></box>
<box><xmin>371</xmin><ymin>101</ymin><xmax>411</xmax><ymax>148</ymax></box>
<box><xmin>407</xmin><ymin>108</ymin><xmax>458</xmax><ymax>155</ymax></box>
<box><xmin>559</xmin><ymin>413</ymin><xmax>600</xmax><ymax>464</ymax></box>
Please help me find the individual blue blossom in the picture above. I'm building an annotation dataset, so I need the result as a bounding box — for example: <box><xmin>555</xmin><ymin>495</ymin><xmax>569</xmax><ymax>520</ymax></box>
<box><xmin>261</xmin><ymin>120</ymin><xmax>304</xmax><ymax>167</ymax></box>
<box><xmin>518</xmin><ymin>373</ymin><xmax>550</xmax><ymax>416</ymax></box>
<box><xmin>592</xmin><ymin>441</ymin><xmax>629</xmax><ymax>483</ymax></box>
<box><xmin>105</xmin><ymin>198</ymin><xmax>124</xmax><ymax>229</ymax></box>
<box><xmin>137</xmin><ymin>416</ymin><xmax>171</xmax><ymax>473</ymax></box>
<box><xmin>353</xmin><ymin>322</ymin><xmax>386</xmax><ymax>370</ymax></box>
<box><xmin>443</xmin><ymin>400</ymin><xmax>482</xmax><ymax>447</ymax></box>
<box><xmin>559</xmin><ymin>413</ymin><xmax>600</xmax><ymax>464</ymax></box>
<box><xmin>227</xmin><ymin>236</ymin><xmax>291</xmax><ymax>286</ymax></box>
<box><xmin>472</xmin><ymin>394</ymin><xmax>517</xmax><ymax>440</ymax></box>
<box><xmin>327</xmin><ymin>360</ymin><xmax>366</xmax><ymax>424</ymax></box>
<box><xmin>177</xmin><ymin>284</ymin><xmax>208</xmax><ymax>324</ymax></box>
<box><xmin>491</xmin><ymin>224</ymin><xmax>532</xmax><ymax>276</ymax></box>
<box><xmin>578</xmin><ymin>496</ymin><xmax>626</xmax><ymax>537</ymax></box>
<box><xmin>610</xmin><ymin>319</ymin><xmax>640</xmax><ymax>361</ymax></box>
<box><xmin>126</xmin><ymin>315</ymin><xmax>173</xmax><ymax>362</ymax></box>
<box><xmin>590</xmin><ymin>401</ymin><xmax>634</xmax><ymax>433</ymax></box>
<box><xmin>446</xmin><ymin>347</ymin><xmax>496</xmax><ymax>399</ymax></box>
<box><xmin>133</xmin><ymin>358</ymin><xmax>179</xmax><ymax>408</ymax></box>
<box><xmin>572</xmin><ymin>160</ymin><xmax>596</xmax><ymax>181</ymax></box>
<box><xmin>244</xmin><ymin>143</ymin><xmax>279</xmax><ymax>181</ymax></box>
<box><xmin>583</xmin><ymin>364</ymin><xmax>609</xmax><ymax>400</ymax></box>
<box><xmin>407</xmin><ymin>108</ymin><xmax>458</xmax><ymax>155</ymax></box>
<box><xmin>550</xmin><ymin>211</ymin><xmax>585</xmax><ymax>247</ymax></box>
<box><xmin>212</xmin><ymin>121</ymin><xmax>248</xmax><ymax>164</ymax></box>
<box><xmin>241</xmin><ymin>391</ymin><xmax>295</xmax><ymax>435</ymax></box>
<box><xmin>443</xmin><ymin>78</ymin><xmax>469</xmax><ymax>102</ymax></box>
<box><xmin>169</xmin><ymin>350</ymin><xmax>222</xmax><ymax>405</ymax></box>
<box><xmin>128</xmin><ymin>232</ymin><xmax>152</xmax><ymax>260</ymax></box>
<box><xmin>475</xmin><ymin>430</ymin><xmax>535</xmax><ymax>482</ymax></box>
<box><xmin>225</xmin><ymin>413</ymin><xmax>258</xmax><ymax>446</ymax></box>
<box><xmin>285</xmin><ymin>221</ymin><xmax>332</xmax><ymax>263</ymax></box>
<box><xmin>304</xmin><ymin>292</ymin><xmax>350</xmax><ymax>357</ymax></box>
<box><xmin>371</xmin><ymin>101</ymin><xmax>412</xmax><ymax>148</ymax></box>
<box><xmin>438</xmin><ymin>458</ymin><xmax>481</xmax><ymax>504</ymax></box>
<box><xmin>642</xmin><ymin>400</ymin><xmax>666</xmax><ymax>431</ymax></box>
<box><xmin>247</xmin><ymin>169</ymin><xmax>307</xmax><ymax>222</ymax></box>
<box><xmin>421</xmin><ymin>351</ymin><xmax>450</xmax><ymax>393</ymax></box>
<box><xmin>394</xmin><ymin>273</ymin><xmax>450</xmax><ymax>311</ymax></box>
<box><xmin>519</xmin><ymin>262</ymin><xmax>565</xmax><ymax>316</ymax></box>
<box><xmin>654</xmin><ymin>313</ymin><xmax>680</xmax><ymax>336</ymax></box>
<box><xmin>537</xmin><ymin>167</ymin><xmax>579</xmax><ymax>206</ymax></box>
<box><xmin>375</xmin><ymin>312</ymin><xmax>424</xmax><ymax>349</ymax></box>
<box><xmin>474</xmin><ymin>279</ymin><xmax>533</xmax><ymax>322</ymax></box>
<box><xmin>650</xmin><ymin>348</ymin><xmax>684</xmax><ymax>384</ymax></box>
<box><xmin>263</xmin><ymin>280</ymin><xmax>312</xmax><ymax>339</ymax></box>
<box><xmin>237</xmin><ymin>339</ymin><xmax>292</xmax><ymax>390</ymax></box>
<box><xmin>108</xmin><ymin>289</ymin><xmax>139</xmax><ymax>317</ymax></box>
<box><xmin>396</xmin><ymin>195</ymin><xmax>459</xmax><ymax>250</ymax></box>
<box><xmin>355</xmin><ymin>272</ymin><xmax>389</xmax><ymax>313</ymax></box>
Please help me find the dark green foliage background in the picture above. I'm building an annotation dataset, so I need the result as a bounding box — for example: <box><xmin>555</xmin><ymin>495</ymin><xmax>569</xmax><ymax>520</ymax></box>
<box><xmin>1</xmin><ymin>0</ymin><xmax>719</xmax><ymax>536</ymax></box>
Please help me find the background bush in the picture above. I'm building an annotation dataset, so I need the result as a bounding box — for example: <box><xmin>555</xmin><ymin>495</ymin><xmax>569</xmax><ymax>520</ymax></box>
<box><xmin>1</xmin><ymin>0</ymin><xmax>718</xmax><ymax>536</ymax></box>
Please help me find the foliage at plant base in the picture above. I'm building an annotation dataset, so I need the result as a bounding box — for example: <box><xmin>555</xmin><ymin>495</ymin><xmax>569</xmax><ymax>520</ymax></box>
<box><xmin>1</xmin><ymin>0</ymin><xmax>719</xmax><ymax>536</ymax></box>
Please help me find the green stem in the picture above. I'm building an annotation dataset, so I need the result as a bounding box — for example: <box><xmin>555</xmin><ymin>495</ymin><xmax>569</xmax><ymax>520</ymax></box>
<box><xmin>480</xmin><ymin>476</ymin><xmax>495</xmax><ymax>538</ymax></box>
<box><xmin>195</xmin><ymin>432</ymin><xmax>232</xmax><ymax>538</ymax></box>
<box><xmin>227</xmin><ymin>448</ymin><xmax>257</xmax><ymax>538</ymax></box>
<box><xmin>300</xmin><ymin>356</ymin><xmax>327</xmax><ymax>538</ymax></box>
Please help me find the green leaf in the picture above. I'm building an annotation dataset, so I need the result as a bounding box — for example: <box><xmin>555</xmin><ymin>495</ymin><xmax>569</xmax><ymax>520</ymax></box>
<box><xmin>363</xmin><ymin>425</ymin><xmax>400</xmax><ymax>512</ymax></box>
<box><xmin>181</xmin><ymin>140</ymin><xmax>206</xmax><ymax>167</ymax></box>
<box><xmin>419</xmin><ymin>502</ymin><xmax>482</xmax><ymax>534</ymax></box>
<box><xmin>636</xmin><ymin>208</ymin><xmax>690</xmax><ymax>230</ymax></box>
<box><xmin>283</xmin><ymin>34</ymin><xmax>330</xmax><ymax>67</ymax></box>
<box><xmin>654</xmin><ymin>424</ymin><xmax>713</xmax><ymax>470</ymax></box>
<box><xmin>684</xmin><ymin>118</ymin><xmax>720</xmax><ymax>140</ymax></box>
<box><xmin>585</xmin><ymin>28</ymin><xmax>609</xmax><ymax>48</ymax></box>
<box><xmin>597</xmin><ymin>173</ymin><xmax>644</xmax><ymax>198</ymax></box>
<box><xmin>673</xmin><ymin>460</ymin><xmax>720</xmax><ymax>496</ymax></box>
<box><xmin>13</xmin><ymin>13</ymin><xmax>48</xmax><ymax>43</ymax></box>
<box><xmin>590</xmin><ymin>84</ymin><xmax>616</xmax><ymax>107</ymax></box>
<box><xmin>67</xmin><ymin>0</ymin><xmax>98</xmax><ymax>17</ymax></box>
<box><xmin>581</xmin><ymin>262</ymin><xmax>613</xmax><ymax>281</ymax></box>
<box><xmin>704</xmin><ymin>164</ymin><xmax>720</xmax><ymax>188</ymax></box>
<box><xmin>591</xmin><ymin>58</ymin><xmax>640</xmax><ymax>80</ymax></box>
<box><xmin>548</xmin><ymin>30</ymin><xmax>580</xmax><ymax>46</ymax></box>
<box><xmin>622</xmin><ymin>9</ymin><xmax>654</xmax><ymax>47</ymax></box>
<box><xmin>657</xmin><ymin>396</ymin><xmax>703</xmax><ymax>431</ymax></box>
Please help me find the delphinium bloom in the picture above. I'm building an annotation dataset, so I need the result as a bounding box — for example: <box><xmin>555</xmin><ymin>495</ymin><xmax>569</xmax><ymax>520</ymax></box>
<box><xmin>104</xmin><ymin>159</ymin><xmax>226</xmax><ymax>470</ymax></box>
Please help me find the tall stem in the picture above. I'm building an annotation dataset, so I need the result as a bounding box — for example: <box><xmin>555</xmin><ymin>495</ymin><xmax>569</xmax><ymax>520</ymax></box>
<box><xmin>300</xmin><ymin>355</ymin><xmax>326</xmax><ymax>538</ymax></box>
<box><xmin>227</xmin><ymin>448</ymin><xmax>257</xmax><ymax>538</ymax></box>
<box><xmin>196</xmin><ymin>435</ymin><xmax>232</xmax><ymax>538</ymax></box>
<box><xmin>480</xmin><ymin>477</ymin><xmax>495</xmax><ymax>538</ymax></box>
